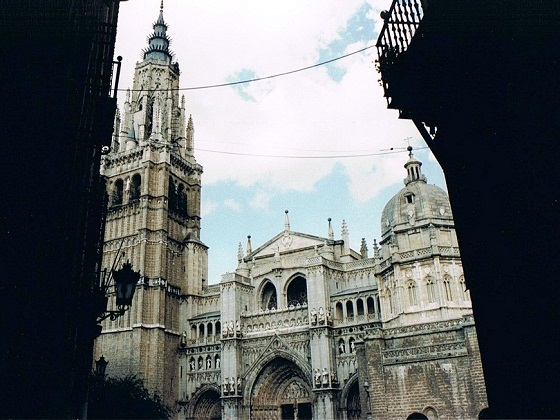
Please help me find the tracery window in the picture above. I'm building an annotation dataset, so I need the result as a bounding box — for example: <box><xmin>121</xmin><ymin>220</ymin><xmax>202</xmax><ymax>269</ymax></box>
<box><xmin>112</xmin><ymin>179</ymin><xmax>123</xmax><ymax>206</ymax></box>
<box><xmin>426</xmin><ymin>277</ymin><xmax>436</xmax><ymax>303</ymax></box>
<box><xmin>443</xmin><ymin>277</ymin><xmax>453</xmax><ymax>301</ymax></box>
<box><xmin>129</xmin><ymin>174</ymin><xmax>141</xmax><ymax>202</ymax></box>
<box><xmin>407</xmin><ymin>281</ymin><xmax>417</xmax><ymax>306</ymax></box>
<box><xmin>459</xmin><ymin>276</ymin><xmax>468</xmax><ymax>301</ymax></box>
<box><xmin>286</xmin><ymin>276</ymin><xmax>307</xmax><ymax>306</ymax></box>
<box><xmin>261</xmin><ymin>281</ymin><xmax>278</xmax><ymax>310</ymax></box>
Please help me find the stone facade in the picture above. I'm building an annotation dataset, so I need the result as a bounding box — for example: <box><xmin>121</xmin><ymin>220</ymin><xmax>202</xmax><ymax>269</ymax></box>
<box><xmin>94</xmin><ymin>6</ymin><xmax>487</xmax><ymax>420</ymax></box>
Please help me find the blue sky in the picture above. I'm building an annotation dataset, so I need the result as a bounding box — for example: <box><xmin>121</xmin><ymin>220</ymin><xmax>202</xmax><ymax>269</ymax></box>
<box><xmin>115</xmin><ymin>0</ymin><xmax>447</xmax><ymax>284</ymax></box>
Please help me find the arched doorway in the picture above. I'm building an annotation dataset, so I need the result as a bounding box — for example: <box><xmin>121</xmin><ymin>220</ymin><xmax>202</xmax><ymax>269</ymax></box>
<box><xmin>250</xmin><ymin>357</ymin><xmax>312</xmax><ymax>420</ymax></box>
<box><xmin>188</xmin><ymin>387</ymin><xmax>221</xmax><ymax>420</ymax></box>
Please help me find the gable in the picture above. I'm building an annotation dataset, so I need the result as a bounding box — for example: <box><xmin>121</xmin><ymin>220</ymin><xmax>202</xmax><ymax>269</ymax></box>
<box><xmin>248</xmin><ymin>231</ymin><xmax>328</xmax><ymax>259</ymax></box>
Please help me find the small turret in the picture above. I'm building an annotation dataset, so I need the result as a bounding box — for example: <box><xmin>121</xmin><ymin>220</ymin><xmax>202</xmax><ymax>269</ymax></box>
<box><xmin>404</xmin><ymin>146</ymin><xmax>427</xmax><ymax>186</ymax></box>
<box><xmin>360</xmin><ymin>238</ymin><xmax>368</xmax><ymax>259</ymax></box>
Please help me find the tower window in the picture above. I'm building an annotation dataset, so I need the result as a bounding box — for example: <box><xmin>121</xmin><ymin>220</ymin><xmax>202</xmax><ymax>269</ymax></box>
<box><xmin>443</xmin><ymin>278</ymin><xmax>453</xmax><ymax>301</ymax></box>
<box><xmin>426</xmin><ymin>277</ymin><xmax>436</xmax><ymax>303</ymax></box>
<box><xmin>129</xmin><ymin>174</ymin><xmax>141</xmax><ymax>202</ymax></box>
<box><xmin>407</xmin><ymin>281</ymin><xmax>417</xmax><ymax>306</ymax></box>
<box><xmin>112</xmin><ymin>179</ymin><xmax>123</xmax><ymax>206</ymax></box>
<box><xmin>405</xmin><ymin>193</ymin><xmax>415</xmax><ymax>204</ymax></box>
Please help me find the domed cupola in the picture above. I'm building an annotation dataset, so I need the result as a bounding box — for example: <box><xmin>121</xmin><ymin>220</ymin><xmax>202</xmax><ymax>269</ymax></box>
<box><xmin>380</xmin><ymin>147</ymin><xmax>454</xmax><ymax>242</ymax></box>
<box><xmin>143</xmin><ymin>1</ymin><xmax>174</xmax><ymax>63</ymax></box>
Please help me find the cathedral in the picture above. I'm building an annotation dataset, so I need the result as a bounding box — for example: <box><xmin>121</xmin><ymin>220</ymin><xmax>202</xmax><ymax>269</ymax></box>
<box><xmin>94</xmin><ymin>6</ymin><xmax>487</xmax><ymax>419</ymax></box>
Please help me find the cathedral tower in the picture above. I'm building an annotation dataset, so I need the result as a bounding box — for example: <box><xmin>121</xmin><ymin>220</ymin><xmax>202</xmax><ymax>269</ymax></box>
<box><xmin>94</xmin><ymin>4</ymin><xmax>208</xmax><ymax>406</ymax></box>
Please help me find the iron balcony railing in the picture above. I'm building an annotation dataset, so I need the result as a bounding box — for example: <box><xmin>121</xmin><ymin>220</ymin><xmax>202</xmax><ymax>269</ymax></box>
<box><xmin>376</xmin><ymin>0</ymin><xmax>425</xmax><ymax>56</ymax></box>
<box><xmin>376</xmin><ymin>0</ymin><xmax>426</xmax><ymax>105</ymax></box>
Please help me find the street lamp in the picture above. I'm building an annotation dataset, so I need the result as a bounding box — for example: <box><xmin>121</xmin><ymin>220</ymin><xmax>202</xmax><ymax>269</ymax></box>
<box><xmin>95</xmin><ymin>355</ymin><xmax>108</xmax><ymax>377</ymax></box>
<box><xmin>96</xmin><ymin>261</ymin><xmax>140</xmax><ymax>323</ymax></box>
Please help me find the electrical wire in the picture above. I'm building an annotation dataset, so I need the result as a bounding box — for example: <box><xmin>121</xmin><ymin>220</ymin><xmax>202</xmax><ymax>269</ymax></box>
<box><xmin>117</xmin><ymin>44</ymin><xmax>377</xmax><ymax>92</ymax></box>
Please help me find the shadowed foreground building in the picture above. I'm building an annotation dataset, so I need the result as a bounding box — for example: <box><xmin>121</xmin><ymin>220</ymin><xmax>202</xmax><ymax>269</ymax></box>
<box><xmin>375</xmin><ymin>0</ymin><xmax>560</xmax><ymax>417</ymax></box>
<box><xmin>94</xmin><ymin>7</ymin><xmax>487</xmax><ymax>419</ymax></box>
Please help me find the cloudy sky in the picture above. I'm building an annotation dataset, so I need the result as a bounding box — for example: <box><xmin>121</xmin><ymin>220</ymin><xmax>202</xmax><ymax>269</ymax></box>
<box><xmin>114</xmin><ymin>0</ymin><xmax>447</xmax><ymax>284</ymax></box>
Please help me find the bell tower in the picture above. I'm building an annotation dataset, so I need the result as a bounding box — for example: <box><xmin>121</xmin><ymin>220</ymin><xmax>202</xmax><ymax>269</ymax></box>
<box><xmin>94</xmin><ymin>3</ymin><xmax>208</xmax><ymax>406</ymax></box>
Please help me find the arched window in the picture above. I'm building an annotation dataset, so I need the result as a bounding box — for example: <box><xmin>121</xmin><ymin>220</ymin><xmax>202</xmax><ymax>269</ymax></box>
<box><xmin>407</xmin><ymin>281</ymin><xmax>417</xmax><ymax>306</ymax></box>
<box><xmin>207</xmin><ymin>322</ymin><xmax>213</xmax><ymax>339</ymax></box>
<box><xmin>113</xmin><ymin>179</ymin><xmax>123</xmax><ymax>206</ymax></box>
<box><xmin>261</xmin><ymin>281</ymin><xmax>278</xmax><ymax>310</ymax></box>
<box><xmin>356</xmin><ymin>299</ymin><xmax>365</xmax><ymax>316</ymax></box>
<box><xmin>199</xmin><ymin>324</ymin><xmax>205</xmax><ymax>340</ymax></box>
<box><xmin>387</xmin><ymin>289</ymin><xmax>393</xmax><ymax>314</ymax></box>
<box><xmin>215</xmin><ymin>321</ymin><xmax>221</xmax><ymax>336</ymax></box>
<box><xmin>426</xmin><ymin>277</ymin><xmax>436</xmax><ymax>303</ymax></box>
<box><xmin>376</xmin><ymin>294</ymin><xmax>381</xmax><ymax>315</ymax></box>
<box><xmin>338</xmin><ymin>339</ymin><xmax>346</xmax><ymax>354</ymax></box>
<box><xmin>129</xmin><ymin>174</ymin><xmax>141</xmax><ymax>202</ymax></box>
<box><xmin>459</xmin><ymin>277</ymin><xmax>469</xmax><ymax>301</ymax></box>
<box><xmin>335</xmin><ymin>302</ymin><xmax>343</xmax><ymax>320</ymax></box>
<box><xmin>177</xmin><ymin>184</ymin><xmax>188</xmax><ymax>216</ymax></box>
<box><xmin>346</xmin><ymin>301</ymin><xmax>354</xmax><ymax>319</ymax></box>
<box><xmin>168</xmin><ymin>177</ymin><xmax>178</xmax><ymax>212</ymax></box>
<box><xmin>286</xmin><ymin>276</ymin><xmax>307</xmax><ymax>306</ymax></box>
<box><xmin>443</xmin><ymin>277</ymin><xmax>453</xmax><ymax>301</ymax></box>
<box><xmin>366</xmin><ymin>297</ymin><xmax>375</xmax><ymax>314</ymax></box>
<box><xmin>190</xmin><ymin>325</ymin><xmax>197</xmax><ymax>340</ymax></box>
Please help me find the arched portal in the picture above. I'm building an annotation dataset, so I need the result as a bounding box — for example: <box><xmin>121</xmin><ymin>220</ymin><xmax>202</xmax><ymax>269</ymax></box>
<box><xmin>188</xmin><ymin>387</ymin><xmax>221</xmax><ymax>420</ymax></box>
<box><xmin>250</xmin><ymin>357</ymin><xmax>312</xmax><ymax>420</ymax></box>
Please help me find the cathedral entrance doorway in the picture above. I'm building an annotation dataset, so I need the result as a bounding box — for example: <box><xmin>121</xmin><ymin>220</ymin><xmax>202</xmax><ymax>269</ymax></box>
<box><xmin>249</xmin><ymin>357</ymin><xmax>312</xmax><ymax>420</ymax></box>
<box><xmin>188</xmin><ymin>387</ymin><xmax>221</xmax><ymax>420</ymax></box>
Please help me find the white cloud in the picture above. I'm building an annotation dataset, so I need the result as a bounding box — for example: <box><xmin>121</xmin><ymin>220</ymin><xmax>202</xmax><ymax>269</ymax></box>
<box><xmin>201</xmin><ymin>199</ymin><xmax>218</xmax><ymax>217</ymax></box>
<box><xmin>224</xmin><ymin>198</ymin><xmax>241</xmax><ymax>212</ymax></box>
<box><xmin>249</xmin><ymin>190</ymin><xmax>272</xmax><ymax>210</ymax></box>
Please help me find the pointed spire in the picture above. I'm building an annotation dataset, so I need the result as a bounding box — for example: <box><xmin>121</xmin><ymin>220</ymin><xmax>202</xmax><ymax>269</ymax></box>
<box><xmin>143</xmin><ymin>3</ymin><xmax>173</xmax><ymax>62</ymax></box>
<box><xmin>341</xmin><ymin>220</ymin><xmax>349</xmax><ymax>254</ymax></box>
<box><xmin>373</xmin><ymin>239</ymin><xmax>380</xmax><ymax>259</ymax></box>
<box><xmin>246</xmin><ymin>235</ymin><xmax>252</xmax><ymax>255</ymax></box>
<box><xmin>237</xmin><ymin>242</ymin><xmax>244</xmax><ymax>262</ymax></box>
<box><xmin>327</xmin><ymin>218</ymin><xmax>334</xmax><ymax>241</ymax></box>
<box><xmin>186</xmin><ymin>114</ymin><xmax>194</xmax><ymax>152</ymax></box>
<box><xmin>404</xmin><ymin>146</ymin><xmax>427</xmax><ymax>186</ymax></box>
<box><xmin>360</xmin><ymin>238</ymin><xmax>368</xmax><ymax>259</ymax></box>
<box><xmin>284</xmin><ymin>210</ymin><xmax>290</xmax><ymax>231</ymax></box>
<box><xmin>360</xmin><ymin>238</ymin><xmax>368</xmax><ymax>258</ymax></box>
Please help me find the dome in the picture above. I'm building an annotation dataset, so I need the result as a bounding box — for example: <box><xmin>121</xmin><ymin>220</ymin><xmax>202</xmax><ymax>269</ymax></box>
<box><xmin>381</xmin><ymin>149</ymin><xmax>454</xmax><ymax>239</ymax></box>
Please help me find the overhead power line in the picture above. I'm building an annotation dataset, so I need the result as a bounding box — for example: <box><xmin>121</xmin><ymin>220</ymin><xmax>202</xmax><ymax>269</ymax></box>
<box><xmin>195</xmin><ymin>146</ymin><xmax>428</xmax><ymax>159</ymax></box>
<box><xmin>118</xmin><ymin>44</ymin><xmax>377</xmax><ymax>92</ymax></box>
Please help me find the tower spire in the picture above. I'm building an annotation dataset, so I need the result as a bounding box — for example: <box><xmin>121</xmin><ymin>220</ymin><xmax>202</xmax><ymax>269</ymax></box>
<box><xmin>143</xmin><ymin>3</ymin><xmax>173</xmax><ymax>62</ymax></box>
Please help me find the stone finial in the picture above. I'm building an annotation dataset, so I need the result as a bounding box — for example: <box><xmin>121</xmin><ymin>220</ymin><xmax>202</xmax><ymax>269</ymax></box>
<box><xmin>328</xmin><ymin>218</ymin><xmax>334</xmax><ymax>241</ymax></box>
<box><xmin>284</xmin><ymin>210</ymin><xmax>290</xmax><ymax>231</ymax></box>
<box><xmin>373</xmin><ymin>239</ymin><xmax>380</xmax><ymax>258</ymax></box>
<box><xmin>360</xmin><ymin>238</ymin><xmax>368</xmax><ymax>259</ymax></box>
<box><xmin>341</xmin><ymin>220</ymin><xmax>349</xmax><ymax>253</ymax></box>
<box><xmin>186</xmin><ymin>114</ymin><xmax>194</xmax><ymax>152</ymax></box>
<box><xmin>237</xmin><ymin>242</ymin><xmax>243</xmax><ymax>262</ymax></box>
<box><xmin>246</xmin><ymin>235</ymin><xmax>252</xmax><ymax>254</ymax></box>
